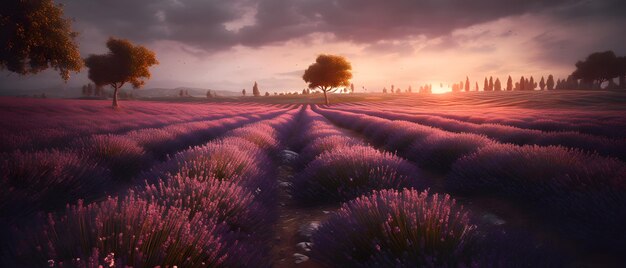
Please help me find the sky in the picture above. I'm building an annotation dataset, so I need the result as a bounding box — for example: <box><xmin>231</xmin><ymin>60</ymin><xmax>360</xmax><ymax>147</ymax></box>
<box><xmin>1</xmin><ymin>0</ymin><xmax>626</xmax><ymax>94</ymax></box>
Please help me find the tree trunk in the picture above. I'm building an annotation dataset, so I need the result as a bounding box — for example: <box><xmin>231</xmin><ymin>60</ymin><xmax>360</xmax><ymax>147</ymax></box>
<box><xmin>323</xmin><ymin>90</ymin><xmax>329</xmax><ymax>106</ymax></box>
<box><xmin>112</xmin><ymin>86</ymin><xmax>119</xmax><ymax>108</ymax></box>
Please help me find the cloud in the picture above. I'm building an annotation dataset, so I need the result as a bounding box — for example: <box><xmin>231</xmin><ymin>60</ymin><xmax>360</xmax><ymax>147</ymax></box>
<box><xmin>59</xmin><ymin>0</ymin><xmax>247</xmax><ymax>51</ymax></box>
<box><xmin>2</xmin><ymin>0</ymin><xmax>625</xmax><ymax>94</ymax></box>
<box><xmin>58</xmin><ymin>0</ymin><xmax>593</xmax><ymax>53</ymax></box>
<box><xmin>276</xmin><ymin>70</ymin><xmax>304</xmax><ymax>77</ymax></box>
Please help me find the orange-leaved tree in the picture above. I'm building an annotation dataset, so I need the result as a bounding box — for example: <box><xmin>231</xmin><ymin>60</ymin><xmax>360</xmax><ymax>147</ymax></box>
<box><xmin>0</xmin><ymin>0</ymin><xmax>82</xmax><ymax>81</ymax></box>
<box><xmin>84</xmin><ymin>37</ymin><xmax>158</xmax><ymax>108</ymax></box>
<box><xmin>303</xmin><ymin>54</ymin><xmax>352</xmax><ymax>105</ymax></box>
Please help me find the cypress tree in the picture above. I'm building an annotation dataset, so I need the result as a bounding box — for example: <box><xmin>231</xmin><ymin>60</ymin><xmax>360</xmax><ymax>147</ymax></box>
<box><xmin>252</xmin><ymin>82</ymin><xmax>260</xmax><ymax>96</ymax></box>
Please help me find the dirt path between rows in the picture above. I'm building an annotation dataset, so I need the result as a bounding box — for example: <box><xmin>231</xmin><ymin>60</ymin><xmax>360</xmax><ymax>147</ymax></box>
<box><xmin>270</xmin><ymin>164</ymin><xmax>335</xmax><ymax>268</ymax></box>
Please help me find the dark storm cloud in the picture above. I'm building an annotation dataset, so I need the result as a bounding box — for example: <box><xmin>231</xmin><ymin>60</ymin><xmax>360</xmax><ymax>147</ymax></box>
<box><xmin>280</xmin><ymin>0</ymin><xmax>571</xmax><ymax>43</ymax></box>
<box><xmin>59</xmin><ymin>0</ymin><xmax>592</xmax><ymax>51</ymax></box>
<box><xmin>59</xmin><ymin>0</ymin><xmax>247</xmax><ymax>50</ymax></box>
<box><xmin>526</xmin><ymin>0</ymin><xmax>626</xmax><ymax>67</ymax></box>
<box><xmin>551</xmin><ymin>0</ymin><xmax>626</xmax><ymax>20</ymax></box>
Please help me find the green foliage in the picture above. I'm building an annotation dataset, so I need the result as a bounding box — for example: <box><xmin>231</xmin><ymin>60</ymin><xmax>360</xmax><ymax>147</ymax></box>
<box><xmin>0</xmin><ymin>0</ymin><xmax>82</xmax><ymax>81</ymax></box>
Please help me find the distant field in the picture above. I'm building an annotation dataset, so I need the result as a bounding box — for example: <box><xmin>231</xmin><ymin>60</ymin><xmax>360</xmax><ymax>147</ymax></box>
<box><xmin>1</xmin><ymin>90</ymin><xmax>625</xmax><ymax>267</ymax></box>
<box><xmin>229</xmin><ymin>89</ymin><xmax>626</xmax><ymax>109</ymax></box>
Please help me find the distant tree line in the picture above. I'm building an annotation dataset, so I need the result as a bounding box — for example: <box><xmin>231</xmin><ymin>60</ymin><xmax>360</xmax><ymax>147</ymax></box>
<box><xmin>571</xmin><ymin>51</ymin><xmax>626</xmax><ymax>89</ymax></box>
<box><xmin>81</xmin><ymin>83</ymin><xmax>106</xmax><ymax>97</ymax></box>
<box><xmin>81</xmin><ymin>82</ymin><xmax>135</xmax><ymax>99</ymax></box>
<box><xmin>179</xmin><ymin>89</ymin><xmax>190</xmax><ymax>97</ymax></box>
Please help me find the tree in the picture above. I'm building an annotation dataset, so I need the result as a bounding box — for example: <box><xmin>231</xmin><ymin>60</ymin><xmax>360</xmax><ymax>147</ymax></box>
<box><xmin>571</xmin><ymin>51</ymin><xmax>622</xmax><ymax>87</ymax></box>
<box><xmin>242</xmin><ymin>89</ymin><xmax>246</xmax><ymax>96</ymax></box>
<box><xmin>206</xmin><ymin>90</ymin><xmax>213</xmax><ymax>98</ymax></box>
<box><xmin>620</xmin><ymin>57</ymin><xmax>626</xmax><ymax>89</ymax></box>
<box><xmin>566</xmin><ymin>75</ymin><xmax>579</xmax><ymax>89</ymax></box>
<box><xmin>452</xmin><ymin>84</ymin><xmax>460</xmax><ymax>93</ymax></box>
<box><xmin>529</xmin><ymin>76</ymin><xmax>536</xmax><ymax>90</ymax></box>
<box><xmin>252</xmin><ymin>81</ymin><xmax>260</xmax><ymax>97</ymax></box>
<box><xmin>84</xmin><ymin>38</ymin><xmax>158</xmax><ymax>108</ymax></box>
<box><xmin>350</xmin><ymin>83</ymin><xmax>355</xmax><ymax>93</ymax></box>
<box><xmin>179</xmin><ymin>89</ymin><xmax>184</xmax><ymax>97</ymax></box>
<box><xmin>483</xmin><ymin>78</ymin><xmax>489</xmax><ymax>91</ymax></box>
<box><xmin>408</xmin><ymin>86</ymin><xmax>412</xmax><ymax>93</ymax></box>
<box><xmin>383</xmin><ymin>87</ymin><xmax>387</xmax><ymax>93</ymax></box>
<box><xmin>546</xmin><ymin>75</ymin><xmax>555</xmax><ymax>90</ymax></box>
<box><xmin>488</xmin><ymin>77</ymin><xmax>494</xmax><ymax>91</ymax></box>
<box><xmin>94</xmin><ymin>85</ymin><xmax>104</xmax><ymax>97</ymax></box>
<box><xmin>519</xmin><ymin>76</ymin><xmax>525</xmax><ymax>91</ymax></box>
<box><xmin>265</xmin><ymin>92</ymin><xmax>270</xmax><ymax>96</ymax></box>
<box><xmin>539</xmin><ymin>77</ymin><xmax>546</xmax><ymax>90</ymax></box>
<box><xmin>506</xmin><ymin>76</ymin><xmax>513</xmax><ymax>91</ymax></box>
<box><xmin>0</xmin><ymin>0</ymin><xmax>82</xmax><ymax>81</ymax></box>
<box><xmin>302</xmin><ymin>54</ymin><xmax>352</xmax><ymax>105</ymax></box>
<box><xmin>464</xmin><ymin>77</ymin><xmax>470</xmax><ymax>92</ymax></box>
<box><xmin>494</xmin><ymin>78</ymin><xmax>502</xmax><ymax>91</ymax></box>
<box><xmin>475</xmin><ymin>82</ymin><xmax>478</xmax><ymax>91</ymax></box>
<box><xmin>86</xmin><ymin>84</ymin><xmax>93</xmax><ymax>96</ymax></box>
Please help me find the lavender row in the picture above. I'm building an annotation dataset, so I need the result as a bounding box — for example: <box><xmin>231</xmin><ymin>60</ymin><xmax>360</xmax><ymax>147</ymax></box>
<box><xmin>0</xmin><ymin>108</ymin><xmax>288</xmax><ymax>222</ymax></box>
<box><xmin>315</xmin><ymin>106</ymin><xmax>626</xmax><ymax>255</ymax></box>
<box><xmin>283</xmin><ymin>108</ymin><xmax>566</xmax><ymax>265</ymax></box>
<box><xmin>285</xmin><ymin>109</ymin><xmax>479</xmax><ymax>265</ymax></box>
<box><xmin>0</xmin><ymin>97</ymin><xmax>282</xmax><ymax>133</ymax></box>
<box><xmin>331</xmin><ymin>106</ymin><xmax>626</xmax><ymax>160</ymax></box>
<box><xmin>447</xmin><ymin>144</ymin><xmax>626</xmax><ymax>253</ymax></box>
<box><xmin>381</xmin><ymin>108</ymin><xmax>626</xmax><ymax>138</ymax></box>
<box><xmin>343</xmin><ymin>101</ymin><xmax>626</xmax><ymax>137</ymax></box>
<box><xmin>315</xmin><ymin>106</ymin><xmax>497</xmax><ymax>172</ymax></box>
<box><xmin>0</xmin><ymin>102</ymin><xmax>278</xmax><ymax>153</ymax></box>
<box><xmin>7</xmin><ymin>109</ymin><xmax>300</xmax><ymax>267</ymax></box>
<box><xmin>288</xmin><ymin>108</ymin><xmax>424</xmax><ymax>206</ymax></box>
<box><xmin>292</xmin><ymin>126</ymin><xmax>560</xmax><ymax>265</ymax></box>
<box><xmin>312</xmin><ymin>188</ymin><xmax>566</xmax><ymax>267</ymax></box>
<box><xmin>134</xmin><ymin>109</ymin><xmax>300</xmax><ymax>261</ymax></box>
<box><xmin>63</xmin><ymin>108</ymin><xmax>288</xmax><ymax>181</ymax></box>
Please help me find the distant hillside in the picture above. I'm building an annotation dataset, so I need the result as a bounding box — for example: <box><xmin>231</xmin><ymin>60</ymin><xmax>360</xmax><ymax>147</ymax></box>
<box><xmin>0</xmin><ymin>85</ymin><xmax>239</xmax><ymax>98</ymax></box>
<box><xmin>135</xmin><ymin>87</ymin><xmax>239</xmax><ymax>98</ymax></box>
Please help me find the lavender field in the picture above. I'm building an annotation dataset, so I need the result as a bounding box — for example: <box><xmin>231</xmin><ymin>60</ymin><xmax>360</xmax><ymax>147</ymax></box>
<box><xmin>1</xmin><ymin>91</ymin><xmax>625</xmax><ymax>267</ymax></box>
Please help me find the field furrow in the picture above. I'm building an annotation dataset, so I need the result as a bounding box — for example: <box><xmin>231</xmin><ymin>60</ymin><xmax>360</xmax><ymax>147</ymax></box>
<box><xmin>328</xmin><ymin>105</ymin><xmax>626</xmax><ymax>160</ymax></box>
<box><xmin>315</xmin><ymin>104</ymin><xmax>626</xmax><ymax>263</ymax></box>
<box><xmin>1</xmin><ymin>92</ymin><xmax>624</xmax><ymax>267</ymax></box>
<box><xmin>335</xmin><ymin>102</ymin><xmax>626</xmax><ymax>138</ymax></box>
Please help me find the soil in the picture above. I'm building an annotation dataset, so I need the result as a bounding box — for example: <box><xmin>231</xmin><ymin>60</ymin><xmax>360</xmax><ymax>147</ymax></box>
<box><xmin>270</xmin><ymin>165</ymin><xmax>336</xmax><ymax>268</ymax></box>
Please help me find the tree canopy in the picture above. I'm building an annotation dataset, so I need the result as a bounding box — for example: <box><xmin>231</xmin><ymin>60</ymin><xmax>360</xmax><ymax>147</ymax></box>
<box><xmin>84</xmin><ymin>37</ymin><xmax>158</xmax><ymax>107</ymax></box>
<box><xmin>303</xmin><ymin>54</ymin><xmax>352</xmax><ymax>105</ymax></box>
<box><xmin>252</xmin><ymin>81</ymin><xmax>260</xmax><ymax>97</ymax></box>
<box><xmin>571</xmin><ymin>51</ymin><xmax>626</xmax><ymax>86</ymax></box>
<box><xmin>0</xmin><ymin>0</ymin><xmax>82</xmax><ymax>81</ymax></box>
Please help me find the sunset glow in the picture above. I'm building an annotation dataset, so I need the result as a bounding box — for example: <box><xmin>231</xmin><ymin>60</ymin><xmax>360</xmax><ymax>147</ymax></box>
<box><xmin>1</xmin><ymin>0</ymin><xmax>625</xmax><ymax>266</ymax></box>
<box><xmin>2</xmin><ymin>1</ymin><xmax>625</xmax><ymax>94</ymax></box>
